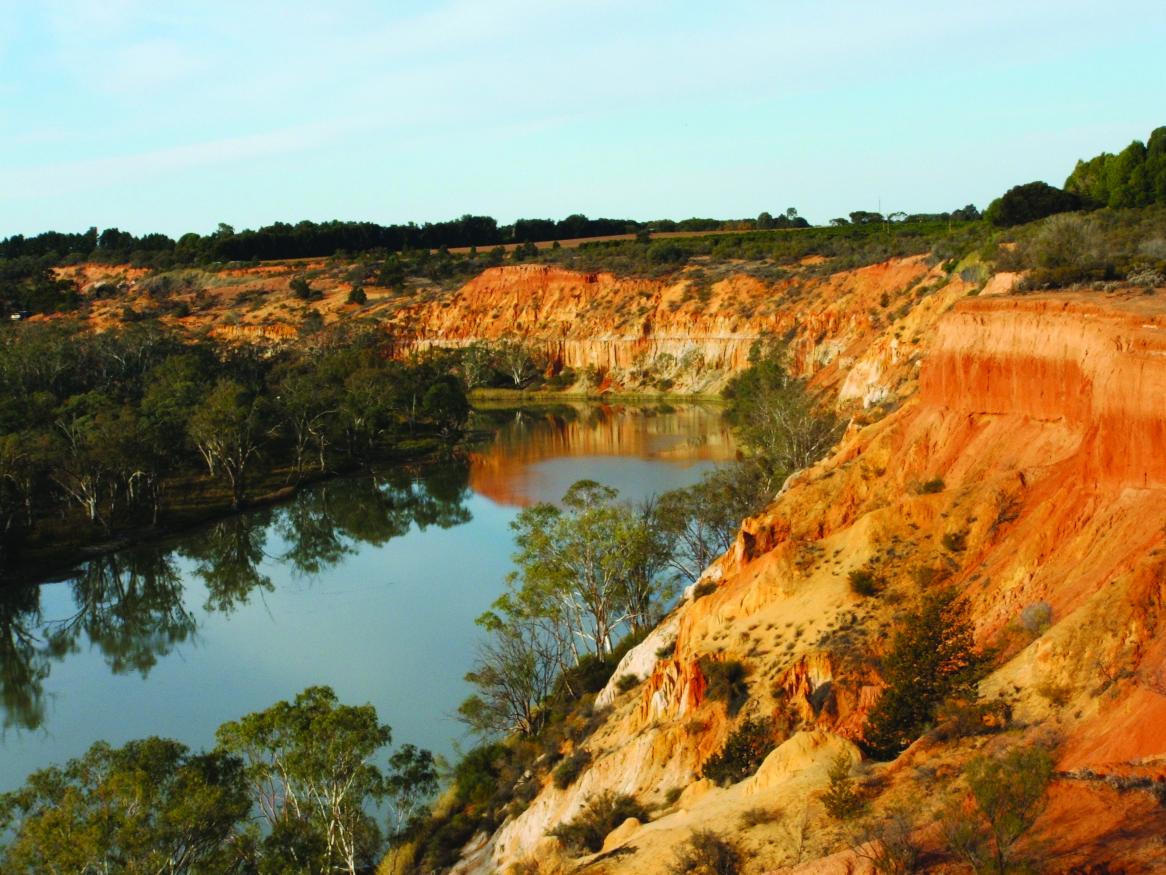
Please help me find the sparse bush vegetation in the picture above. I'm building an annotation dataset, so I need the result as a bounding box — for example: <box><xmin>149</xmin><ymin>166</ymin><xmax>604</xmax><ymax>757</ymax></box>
<box><xmin>849</xmin><ymin>568</ymin><xmax>881</xmax><ymax>597</ymax></box>
<box><xmin>692</xmin><ymin>580</ymin><xmax>718</xmax><ymax>600</ymax></box>
<box><xmin>918</xmin><ymin>478</ymin><xmax>945</xmax><ymax>494</ymax></box>
<box><xmin>701</xmin><ymin>717</ymin><xmax>776</xmax><ymax>786</ymax></box>
<box><xmin>941</xmin><ymin>745</ymin><xmax>1054</xmax><ymax>875</ymax></box>
<box><xmin>738</xmin><ymin>805</ymin><xmax>782</xmax><ymax>828</ymax></box>
<box><xmin>852</xmin><ymin>806</ymin><xmax>922</xmax><ymax>874</ymax></box>
<box><xmin>615</xmin><ymin>673</ymin><xmax>640</xmax><ymax>693</ymax></box>
<box><xmin>553</xmin><ymin>748</ymin><xmax>592</xmax><ymax>790</ymax></box>
<box><xmin>698</xmin><ymin>658</ymin><xmax>750</xmax><ymax>716</ymax></box>
<box><xmin>669</xmin><ymin>829</ymin><xmax>742</xmax><ymax>875</ymax></box>
<box><xmin>549</xmin><ymin>792</ymin><xmax>649</xmax><ymax>855</ymax></box>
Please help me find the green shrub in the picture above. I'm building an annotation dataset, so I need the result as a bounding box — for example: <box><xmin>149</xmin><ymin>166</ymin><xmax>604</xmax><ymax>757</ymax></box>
<box><xmin>453</xmin><ymin>742</ymin><xmax>508</xmax><ymax>807</ymax></box>
<box><xmin>698</xmin><ymin>658</ymin><xmax>750</xmax><ymax>716</ymax></box>
<box><xmin>942</xmin><ymin>745</ymin><xmax>1054</xmax><ymax>875</ymax></box>
<box><xmin>738</xmin><ymin>805</ymin><xmax>781</xmax><ymax>828</ymax></box>
<box><xmin>821</xmin><ymin>753</ymin><xmax>867</xmax><ymax>821</ymax></box>
<box><xmin>862</xmin><ymin>590</ymin><xmax>987</xmax><ymax>760</ymax></box>
<box><xmin>692</xmin><ymin>580</ymin><xmax>718</xmax><ymax>600</ymax></box>
<box><xmin>848</xmin><ymin>568</ymin><xmax>881</xmax><ymax>597</ymax></box>
<box><xmin>616</xmin><ymin>673</ymin><xmax>640</xmax><ymax>693</ymax></box>
<box><xmin>701</xmin><ymin>717</ymin><xmax>776</xmax><ymax>786</ymax></box>
<box><xmin>656</xmin><ymin>639</ymin><xmax>677</xmax><ymax>660</ymax></box>
<box><xmin>545</xmin><ymin>368</ymin><xmax>576</xmax><ymax>389</ymax></box>
<box><xmin>669</xmin><ymin>829</ymin><xmax>742</xmax><ymax>875</ymax></box>
<box><xmin>548</xmin><ymin>792</ymin><xmax>649</xmax><ymax>854</ymax></box>
<box><xmin>346</xmin><ymin>284</ymin><xmax>367</xmax><ymax>305</ymax></box>
<box><xmin>941</xmin><ymin>531</ymin><xmax>967</xmax><ymax>552</ymax></box>
<box><xmin>930</xmin><ymin>697</ymin><xmax>1011</xmax><ymax>741</ymax></box>
<box><xmin>1018</xmin><ymin>602</ymin><xmax>1052</xmax><ymax>636</ymax></box>
<box><xmin>552</xmin><ymin>748</ymin><xmax>592</xmax><ymax>790</ymax></box>
<box><xmin>918</xmin><ymin>478</ymin><xmax>945</xmax><ymax>494</ymax></box>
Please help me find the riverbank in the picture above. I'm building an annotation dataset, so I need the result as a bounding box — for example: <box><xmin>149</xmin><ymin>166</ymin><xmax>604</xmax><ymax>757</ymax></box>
<box><xmin>468</xmin><ymin>388</ymin><xmax>725</xmax><ymax>404</ymax></box>
<box><xmin>1</xmin><ymin>434</ymin><xmax>461</xmax><ymax>587</ymax></box>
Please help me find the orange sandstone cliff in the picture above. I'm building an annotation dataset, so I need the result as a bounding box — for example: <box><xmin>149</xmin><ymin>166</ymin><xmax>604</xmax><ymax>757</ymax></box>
<box><xmin>450</xmin><ymin>291</ymin><xmax>1166</xmax><ymax>875</ymax></box>
<box><xmin>58</xmin><ymin>255</ymin><xmax>1166</xmax><ymax>869</ymax></box>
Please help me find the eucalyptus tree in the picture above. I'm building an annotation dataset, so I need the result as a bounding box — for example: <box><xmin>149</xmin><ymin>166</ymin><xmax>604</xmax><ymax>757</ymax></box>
<box><xmin>0</xmin><ymin>737</ymin><xmax>252</xmax><ymax>874</ymax></box>
<box><xmin>215</xmin><ymin>685</ymin><xmax>393</xmax><ymax>875</ymax></box>
<box><xmin>188</xmin><ymin>379</ymin><xmax>274</xmax><ymax>509</ymax></box>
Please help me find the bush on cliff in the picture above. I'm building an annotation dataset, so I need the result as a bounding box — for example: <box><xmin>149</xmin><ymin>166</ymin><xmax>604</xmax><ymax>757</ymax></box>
<box><xmin>549</xmin><ymin>792</ymin><xmax>650</xmax><ymax>854</ymax></box>
<box><xmin>701</xmin><ymin>717</ymin><xmax>777</xmax><ymax>786</ymax></box>
<box><xmin>669</xmin><ymin>830</ymin><xmax>743</xmax><ymax>875</ymax></box>
<box><xmin>941</xmin><ymin>744</ymin><xmax>1054</xmax><ymax>875</ymax></box>
<box><xmin>862</xmin><ymin>590</ymin><xmax>987</xmax><ymax>760</ymax></box>
<box><xmin>722</xmin><ymin>337</ymin><xmax>843</xmax><ymax>494</ymax></box>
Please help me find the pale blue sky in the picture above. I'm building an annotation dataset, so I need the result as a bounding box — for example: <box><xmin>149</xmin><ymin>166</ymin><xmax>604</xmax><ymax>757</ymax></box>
<box><xmin>2</xmin><ymin>1</ymin><xmax>1164</xmax><ymax>237</ymax></box>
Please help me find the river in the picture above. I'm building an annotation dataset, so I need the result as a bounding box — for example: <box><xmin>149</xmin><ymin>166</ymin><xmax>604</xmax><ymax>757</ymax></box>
<box><xmin>0</xmin><ymin>402</ymin><xmax>735</xmax><ymax>791</ymax></box>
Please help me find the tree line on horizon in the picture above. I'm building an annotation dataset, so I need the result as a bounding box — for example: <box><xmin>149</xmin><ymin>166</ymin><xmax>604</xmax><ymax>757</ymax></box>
<box><xmin>986</xmin><ymin>125</ymin><xmax>1166</xmax><ymax>226</ymax></box>
<box><xmin>0</xmin><ymin>212</ymin><xmax>808</xmax><ymax>269</ymax></box>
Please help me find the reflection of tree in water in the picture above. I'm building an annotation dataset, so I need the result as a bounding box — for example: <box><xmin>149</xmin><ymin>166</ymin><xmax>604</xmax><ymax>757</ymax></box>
<box><xmin>276</xmin><ymin>458</ymin><xmax>473</xmax><ymax>572</ymax></box>
<box><xmin>44</xmin><ymin>549</ymin><xmax>195</xmax><ymax>677</ymax></box>
<box><xmin>0</xmin><ymin>586</ymin><xmax>49</xmax><ymax>730</ymax></box>
<box><xmin>0</xmin><ymin>459</ymin><xmax>473</xmax><ymax>731</ymax></box>
<box><xmin>181</xmin><ymin>511</ymin><xmax>275</xmax><ymax>614</ymax></box>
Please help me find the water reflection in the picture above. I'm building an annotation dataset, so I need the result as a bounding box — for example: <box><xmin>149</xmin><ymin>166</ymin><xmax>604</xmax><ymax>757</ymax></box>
<box><xmin>468</xmin><ymin>403</ymin><xmax>735</xmax><ymax>507</ymax></box>
<box><xmin>0</xmin><ymin>458</ymin><xmax>472</xmax><ymax>731</ymax></box>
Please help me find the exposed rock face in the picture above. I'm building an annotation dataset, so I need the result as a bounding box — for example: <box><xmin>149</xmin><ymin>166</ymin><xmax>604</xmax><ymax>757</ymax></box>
<box><xmin>389</xmin><ymin>259</ymin><xmax>948</xmax><ymax>395</ymax></box>
<box><xmin>470</xmin><ymin>289</ymin><xmax>1166</xmax><ymax>874</ymax></box>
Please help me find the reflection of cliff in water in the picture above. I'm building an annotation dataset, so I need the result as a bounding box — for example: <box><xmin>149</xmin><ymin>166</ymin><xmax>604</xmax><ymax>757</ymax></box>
<box><xmin>0</xmin><ymin>460</ymin><xmax>471</xmax><ymax>732</ymax></box>
<box><xmin>468</xmin><ymin>404</ymin><xmax>736</xmax><ymax>507</ymax></box>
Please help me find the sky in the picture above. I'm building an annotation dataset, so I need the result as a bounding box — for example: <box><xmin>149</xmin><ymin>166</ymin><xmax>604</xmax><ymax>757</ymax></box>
<box><xmin>2</xmin><ymin>0</ymin><xmax>1164</xmax><ymax>238</ymax></box>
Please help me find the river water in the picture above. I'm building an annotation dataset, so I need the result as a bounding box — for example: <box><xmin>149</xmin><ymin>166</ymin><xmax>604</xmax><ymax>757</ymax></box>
<box><xmin>0</xmin><ymin>402</ymin><xmax>735</xmax><ymax>791</ymax></box>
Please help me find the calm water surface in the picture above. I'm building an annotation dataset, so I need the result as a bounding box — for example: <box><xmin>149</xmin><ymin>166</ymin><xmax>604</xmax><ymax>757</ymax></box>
<box><xmin>0</xmin><ymin>403</ymin><xmax>734</xmax><ymax>790</ymax></box>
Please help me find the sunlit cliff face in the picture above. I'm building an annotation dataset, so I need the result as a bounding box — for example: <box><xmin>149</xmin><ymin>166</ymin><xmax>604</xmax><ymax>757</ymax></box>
<box><xmin>467</xmin><ymin>404</ymin><xmax>737</xmax><ymax>507</ymax></box>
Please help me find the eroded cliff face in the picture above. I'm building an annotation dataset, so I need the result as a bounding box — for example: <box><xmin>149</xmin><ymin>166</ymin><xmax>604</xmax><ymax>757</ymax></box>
<box><xmin>389</xmin><ymin>258</ymin><xmax>959</xmax><ymax>397</ymax></box>
<box><xmin>62</xmin><ymin>256</ymin><xmax>964</xmax><ymax>404</ymax></box>
<box><xmin>468</xmin><ymin>291</ymin><xmax>1166</xmax><ymax>875</ymax></box>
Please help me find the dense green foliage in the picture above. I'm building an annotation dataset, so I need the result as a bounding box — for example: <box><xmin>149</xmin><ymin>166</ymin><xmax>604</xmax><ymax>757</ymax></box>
<box><xmin>0</xmin><ymin>256</ymin><xmax>80</xmax><ymax>318</ymax></box>
<box><xmin>984</xmin><ymin>181</ymin><xmax>1083</xmax><ymax>227</ymax></box>
<box><xmin>996</xmin><ymin>206</ymin><xmax>1166</xmax><ymax>290</ymax></box>
<box><xmin>215</xmin><ymin>686</ymin><xmax>393</xmax><ymax>873</ymax></box>
<box><xmin>863</xmin><ymin>590</ymin><xmax>987</xmax><ymax>760</ymax></box>
<box><xmin>1065</xmin><ymin>126</ymin><xmax>1166</xmax><ymax>209</ymax></box>
<box><xmin>0</xmin><ymin>213</ymin><xmax>805</xmax><ymax>275</ymax></box>
<box><xmin>0</xmin><ymin>687</ymin><xmax>435</xmax><ymax>875</ymax></box>
<box><xmin>0</xmin><ymin>737</ymin><xmax>251</xmax><ymax>873</ymax></box>
<box><xmin>0</xmin><ymin>322</ymin><xmax>469</xmax><ymax>574</ymax></box>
